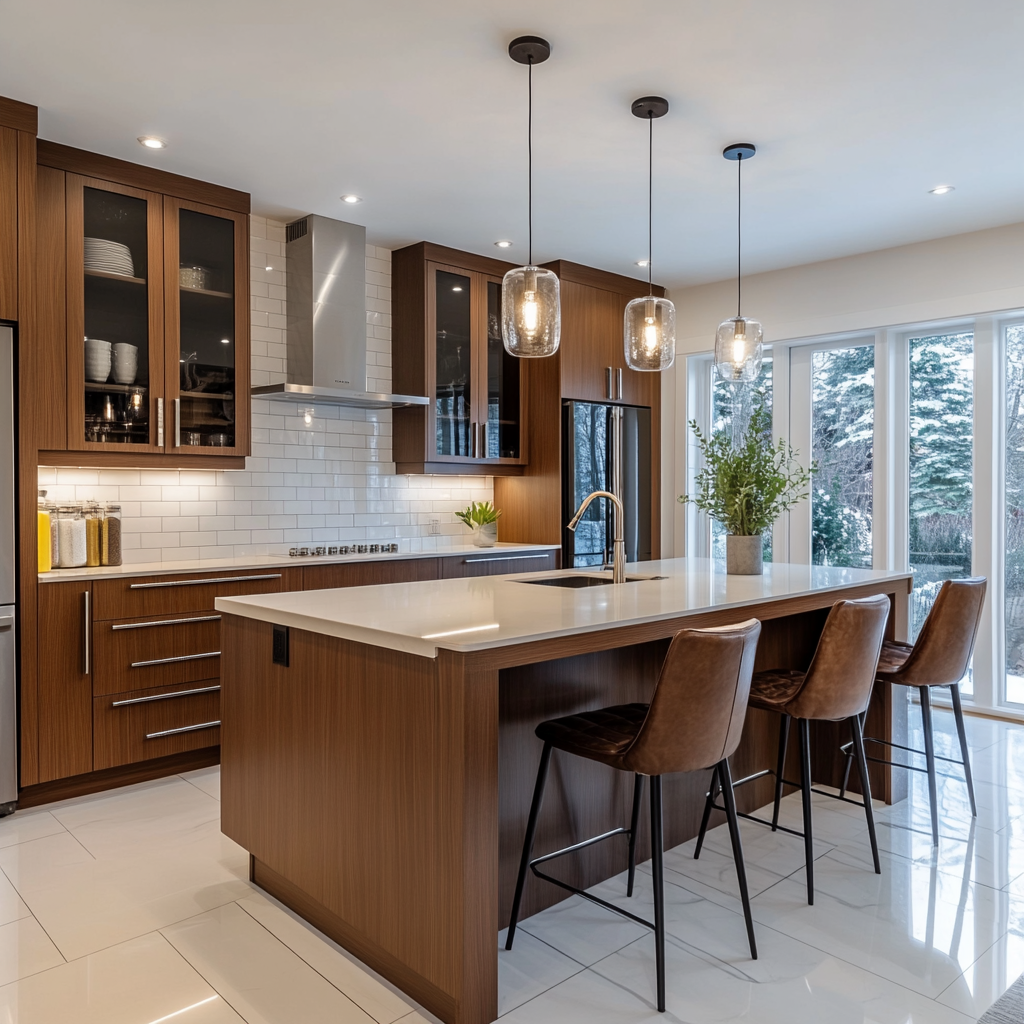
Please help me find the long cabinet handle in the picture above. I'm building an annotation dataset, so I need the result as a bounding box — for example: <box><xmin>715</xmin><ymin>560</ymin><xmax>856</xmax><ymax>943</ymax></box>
<box><xmin>470</xmin><ymin>420</ymin><xmax>477</xmax><ymax>459</ymax></box>
<box><xmin>83</xmin><ymin>591</ymin><xmax>90</xmax><ymax>675</ymax></box>
<box><xmin>479</xmin><ymin>422</ymin><xmax>487</xmax><ymax>459</ymax></box>
<box><xmin>129</xmin><ymin>574</ymin><xmax>282</xmax><ymax>589</ymax></box>
<box><xmin>157</xmin><ymin>398</ymin><xmax>164</xmax><ymax>447</ymax></box>
<box><xmin>616</xmin><ymin>368</ymin><xmax>623</xmax><ymax>400</ymax></box>
<box><xmin>174</xmin><ymin>397</ymin><xmax>181</xmax><ymax>448</ymax></box>
<box><xmin>113</xmin><ymin>684</ymin><xmax>220</xmax><ymax>707</ymax></box>
<box><xmin>463</xmin><ymin>554</ymin><xmax>552</xmax><ymax>563</ymax></box>
<box><xmin>605</xmin><ymin>367</ymin><xmax>613</xmax><ymax>400</ymax></box>
<box><xmin>145</xmin><ymin>720</ymin><xmax>220</xmax><ymax>741</ymax></box>
<box><xmin>112</xmin><ymin>614</ymin><xmax>221</xmax><ymax>631</ymax></box>
<box><xmin>131</xmin><ymin>650</ymin><xmax>220</xmax><ymax>669</ymax></box>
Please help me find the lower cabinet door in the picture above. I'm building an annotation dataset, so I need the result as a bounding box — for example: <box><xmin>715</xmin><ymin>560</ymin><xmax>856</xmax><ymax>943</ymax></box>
<box><xmin>93</xmin><ymin>681</ymin><xmax>220</xmax><ymax>770</ymax></box>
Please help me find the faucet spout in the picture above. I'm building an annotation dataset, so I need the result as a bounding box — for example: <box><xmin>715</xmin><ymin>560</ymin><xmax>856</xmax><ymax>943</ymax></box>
<box><xmin>568</xmin><ymin>490</ymin><xmax>626</xmax><ymax>584</ymax></box>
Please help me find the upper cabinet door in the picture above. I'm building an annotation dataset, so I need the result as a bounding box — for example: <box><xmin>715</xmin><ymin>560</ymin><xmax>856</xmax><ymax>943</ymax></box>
<box><xmin>163</xmin><ymin>198</ymin><xmax>249</xmax><ymax>457</ymax></box>
<box><xmin>430</xmin><ymin>263</ymin><xmax>475</xmax><ymax>461</ymax></box>
<box><xmin>481</xmin><ymin>276</ymin><xmax>524</xmax><ymax>462</ymax></box>
<box><xmin>66</xmin><ymin>174</ymin><xmax>165</xmax><ymax>452</ymax></box>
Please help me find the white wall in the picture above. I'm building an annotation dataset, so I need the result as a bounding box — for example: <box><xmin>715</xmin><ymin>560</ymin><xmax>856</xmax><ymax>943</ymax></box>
<box><xmin>39</xmin><ymin>217</ymin><xmax>493</xmax><ymax>564</ymax></box>
<box><xmin>661</xmin><ymin>219</ymin><xmax>1024</xmax><ymax>556</ymax></box>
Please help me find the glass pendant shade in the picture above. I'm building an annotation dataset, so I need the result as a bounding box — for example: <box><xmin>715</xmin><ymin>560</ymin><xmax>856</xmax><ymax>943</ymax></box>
<box><xmin>624</xmin><ymin>294</ymin><xmax>675</xmax><ymax>371</ymax></box>
<box><xmin>501</xmin><ymin>265</ymin><xmax>560</xmax><ymax>357</ymax></box>
<box><xmin>714</xmin><ymin>316</ymin><xmax>763</xmax><ymax>382</ymax></box>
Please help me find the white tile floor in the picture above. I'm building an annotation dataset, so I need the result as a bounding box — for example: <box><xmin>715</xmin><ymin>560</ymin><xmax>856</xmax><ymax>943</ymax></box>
<box><xmin>0</xmin><ymin>708</ymin><xmax>1019</xmax><ymax>1022</ymax></box>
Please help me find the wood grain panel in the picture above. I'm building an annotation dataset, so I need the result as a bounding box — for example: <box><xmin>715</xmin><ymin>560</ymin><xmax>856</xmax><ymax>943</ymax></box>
<box><xmin>0</xmin><ymin>128</ymin><xmax>17</xmax><ymax>320</ymax></box>
<box><xmin>438</xmin><ymin>551</ymin><xmax>557</xmax><ymax>578</ymax></box>
<box><xmin>93</xmin><ymin>681</ymin><xmax>220</xmax><ymax>770</ymax></box>
<box><xmin>92</xmin><ymin>566</ymin><xmax>302</xmax><ymax>620</ymax></box>
<box><xmin>37</xmin><ymin>141</ymin><xmax>249</xmax><ymax>213</ymax></box>
<box><xmin>0</xmin><ymin>96</ymin><xmax>37</xmax><ymax>134</ymax></box>
<box><xmin>37</xmin><ymin>582</ymin><xmax>93</xmax><ymax>782</ymax></box>
<box><xmin>302</xmin><ymin>558</ymin><xmax>439</xmax><ymax>591</ymax></box>
<box><xmin>92</xmin><ymin>614</ymin><xmax>223</xmax><ymax>696</ymax></box>
<box><xmin>34</xmin><ymin>164</ymin><xmax>67</xmax><ymax>449</ymax></box>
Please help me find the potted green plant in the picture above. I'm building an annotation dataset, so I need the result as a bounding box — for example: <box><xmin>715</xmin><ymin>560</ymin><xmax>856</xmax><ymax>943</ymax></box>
<box><xmin>679</xmin><ymin>398</ymin><xmax>812</xmax><ymax>575</ymax></box>
<box><xmin>456</xmin><ymin>500</ymin><xmax>502</xmax><ymax>548</ymax></box>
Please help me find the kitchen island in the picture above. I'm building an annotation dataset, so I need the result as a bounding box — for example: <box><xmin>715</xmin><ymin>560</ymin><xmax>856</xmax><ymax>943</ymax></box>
<box><xmin>216</xmin><ymin>558</ymin><xmax>912</xmax><ymax>1024</ymax></box>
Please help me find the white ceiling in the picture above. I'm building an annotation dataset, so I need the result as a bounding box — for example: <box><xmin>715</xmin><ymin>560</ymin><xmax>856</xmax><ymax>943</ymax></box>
<box><xmin>2</xmin><ymin>0</ymin><xmax>1023</xmax><ymax>289</ymax></box>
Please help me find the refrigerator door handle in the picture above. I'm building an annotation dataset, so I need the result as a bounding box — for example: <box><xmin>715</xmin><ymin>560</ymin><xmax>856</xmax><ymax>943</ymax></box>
<box><xmin>0</xmin><ymin>616</ymin><xmax>12</xmax><ymax>630</ymax></box>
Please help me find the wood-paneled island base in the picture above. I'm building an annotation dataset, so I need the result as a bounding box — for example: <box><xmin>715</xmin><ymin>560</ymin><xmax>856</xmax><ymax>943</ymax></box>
<box><xmin>217</xmin><ymin>560</ymin><xmax>912</xmax><ymax>1024</ymax></box>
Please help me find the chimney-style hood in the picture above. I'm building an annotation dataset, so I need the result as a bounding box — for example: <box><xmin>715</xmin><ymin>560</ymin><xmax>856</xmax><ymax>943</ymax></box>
<box><xmin>251</xmin><ymin>215</ymin><xmax>428</xmax><ymax>410</ymax></box>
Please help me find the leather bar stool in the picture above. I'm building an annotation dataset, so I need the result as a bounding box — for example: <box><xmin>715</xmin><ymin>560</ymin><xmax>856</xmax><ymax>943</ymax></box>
<box><xmin>505</xmin><ymin>619</ymin><xmax>762</xmax><ymax>1013</ymax></box>
<box><xmin>696</xmin><ymin>594</ymin><xmax>890</xmax><ymax>906</ymax></box>
<box><xmin>840</xmin><ymin>577</ymin><xmax>987</xmax><ymax>845</ymax></box>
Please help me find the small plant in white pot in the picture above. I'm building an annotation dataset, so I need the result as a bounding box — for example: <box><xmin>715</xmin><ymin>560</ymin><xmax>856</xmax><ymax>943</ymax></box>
<box><xmin>679</xmin><ymin>399</ymin><xmax>812</xmax><ymax>575</ymax></box>
<box><xmin>456</xmin><ymin>501</ymin><xmax>502</xmax><ymax>548</ymax></box>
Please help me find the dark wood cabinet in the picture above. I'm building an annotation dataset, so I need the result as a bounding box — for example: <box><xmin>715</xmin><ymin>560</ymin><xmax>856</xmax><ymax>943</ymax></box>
<box><xmin>439</xmin><ymin>550</ymin><xmax>557</xmax><ymax>577</ymax></box>
<box><xmin>37</xmin><ymin>581</ymin><xmax>93</xmax><ymax>783</ymax></box>
<box><xmin>35</xmin><ymin>142</ymin><xmax>250</xmax><ymax>467</ymax></box>
<box><xmin>393</xmin><ymin>242</ymin><xmax>527</xmax><ymax>475</ymax></box>
<box><xmin>302</xmin><ymin>558</ymin><xmax>439</xmax><ymax>590</ymax></box>
<box><xmin>0</xmin><ymin>125</ymin><xmax>17</xmax><ymax>321</ymax></box>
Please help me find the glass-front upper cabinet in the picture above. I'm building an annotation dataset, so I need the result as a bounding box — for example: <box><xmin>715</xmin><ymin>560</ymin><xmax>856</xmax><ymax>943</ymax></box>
<box><xmin>67</xmin><ymin>175</ymin><xmax>165</xmax><ymax>452</ymax></box>
<box><xmin>428</xmin><ymin>263</ymin><xmax>524</xmax><ymax>466</ymax></box>
<box><xmin>164</xmin><ymin>199</ymin><xmax>248</xmax><ymax>456</ymax></box>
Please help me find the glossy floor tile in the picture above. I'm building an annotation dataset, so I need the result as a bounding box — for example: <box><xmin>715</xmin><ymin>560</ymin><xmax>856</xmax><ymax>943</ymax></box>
<box><xmin>0</xmin><ymin>708</ymin><xmax>1020</xmax><ymax>1022</ymax></box>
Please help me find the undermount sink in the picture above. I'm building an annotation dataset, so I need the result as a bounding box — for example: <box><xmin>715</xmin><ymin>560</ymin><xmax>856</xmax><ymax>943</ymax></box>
<box><xmin>517</xmin><ymin>574</ymin><xmax>667</xmax><ymax>588</ymax></box>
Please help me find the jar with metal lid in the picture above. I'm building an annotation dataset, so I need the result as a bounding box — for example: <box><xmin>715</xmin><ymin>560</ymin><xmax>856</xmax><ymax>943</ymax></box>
<box><xmin>84</xmin><ymin>502</ymin><xmax>102</xmax><ymax>567</ymax></box>
<box><xmin>57</xmin><ymin>506</ymin><xmax>87</xmax><ymax>568</ymax></box>
<box><xmin>102</xmin><ymin>505</ymin><xmax>122</xmax><ymax>566</ymax></box>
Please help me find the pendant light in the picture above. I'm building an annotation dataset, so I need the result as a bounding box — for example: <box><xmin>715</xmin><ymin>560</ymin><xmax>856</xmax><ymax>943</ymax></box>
<box><xmin>502</xmin><ymin>36</ymin><xmax>560</xmax><ymax>358</ymax></box>
<box><xmin>624</xmin><ymin>96</ymin><xmax>675</xmax><ymax>372</ymax></box>
<box><xmin>714</xmin><ymin>143</ymin><xmax>762</xmax><ymax>383</ymax></box>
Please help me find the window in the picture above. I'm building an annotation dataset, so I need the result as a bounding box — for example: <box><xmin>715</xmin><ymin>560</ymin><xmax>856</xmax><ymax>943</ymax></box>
<box><xmin>1005</xmin><ymin>325</ymin><xmax>1024</xmax><ymax>704</ymax></box>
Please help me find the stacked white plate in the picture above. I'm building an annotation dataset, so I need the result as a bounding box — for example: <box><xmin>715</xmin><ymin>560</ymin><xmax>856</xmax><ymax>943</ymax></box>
<box><xmin>84</xmin><ymin>238</ymin><xmax>134</xmax><ymax>277</ymax></box>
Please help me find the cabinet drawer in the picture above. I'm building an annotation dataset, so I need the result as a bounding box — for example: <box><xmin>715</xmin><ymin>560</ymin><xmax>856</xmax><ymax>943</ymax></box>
<box><xmin>440</xmin><ymin>551</ymin><xmax>558</xmax><ymax>578</ymax></box>
<box><xmin>93</xmin><ymin>566</ymin><xmax>302</xmax><ymax>619</ymax></box>
<box><xmin>302</xmin><ymin>558</ymin><xmax>439</xmax><ymax>591</ymax></box>
<box><xmin>93</xmin><ymin>681</ymin><xmax>220</xmax><ymax>770</ymax></box>
<box><xmin>93</xmin><ymin>613</ymin><xmax>222</xmax><ymax>696</ymax></box>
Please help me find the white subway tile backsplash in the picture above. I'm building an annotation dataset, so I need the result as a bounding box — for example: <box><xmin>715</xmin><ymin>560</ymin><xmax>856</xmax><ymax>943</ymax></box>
<box><xmin>38</xmin><ymin>216</ymin><xmax>494</xmax><ymax>563</ymax></box>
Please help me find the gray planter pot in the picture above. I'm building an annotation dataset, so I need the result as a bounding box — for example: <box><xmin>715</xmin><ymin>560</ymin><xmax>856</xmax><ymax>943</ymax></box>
<box><xmin>726</xmin><ymin>534</ymin><xmax>763</xmax><ymax>575</ymax></box>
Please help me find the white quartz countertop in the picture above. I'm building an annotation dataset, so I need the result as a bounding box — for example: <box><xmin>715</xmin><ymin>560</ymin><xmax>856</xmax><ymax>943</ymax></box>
<box><xmin>38</xmin><ymin>542</ymin><xmax>559</xmax><ymax>583</ymax></box>
<box><xmin>215</xmin><ymin>558</ymin><xmax>913</xmax><ymax>659</ymax></box>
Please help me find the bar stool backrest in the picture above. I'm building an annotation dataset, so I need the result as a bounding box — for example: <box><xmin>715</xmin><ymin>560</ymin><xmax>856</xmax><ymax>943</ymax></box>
<box><xmin>888</xmin><ymin>577</ymin><xmax>987</xmax><ymax>687</ymax></box>
<box><xmin>622</xmin><ymin>619</ymin><xmax>761</xmax><ymax>777</ymax></box>
<box><xmin>785</xmin><ymin>594</ymin><xmax>890</xmax><ymax>722</ymax></box>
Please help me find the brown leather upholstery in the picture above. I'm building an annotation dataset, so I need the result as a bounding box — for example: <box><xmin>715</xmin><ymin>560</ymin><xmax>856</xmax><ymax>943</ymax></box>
<box><xmin>535</xmin><ymin>619</ymin><xmax>761</xmax><ymax>777</ymax></box>
<box><xmin>749</xmin><ymin>594</ymin><xmax>890</xmax><ymax>721</ymax></box>
<box><xmin>876</xmin><ymin>578</ymin><xmax>987</xmax><ymax>688</ymax></box>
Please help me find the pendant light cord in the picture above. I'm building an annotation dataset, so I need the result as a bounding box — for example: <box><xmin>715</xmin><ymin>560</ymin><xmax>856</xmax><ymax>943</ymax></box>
<box><xmin>528</xmin><ymin>58</ymin><xmax>533</xmax><ymax>267</ymax></box>
<box><xmin>736</xmin><ymin>154</ymin><xmax>743</xmax><ymax>320</ymax></box>
<box><xmin>648</xmin><ymin>114</ymin><xmax>653</xmax><ymax>291</ymax></box>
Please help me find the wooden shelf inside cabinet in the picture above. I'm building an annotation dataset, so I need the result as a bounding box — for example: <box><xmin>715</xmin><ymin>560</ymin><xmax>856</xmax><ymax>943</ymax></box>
<box><xmin>85</xmin><ymin>268</ymin><xmax>147</xmax><ymax>286</ymax></box>
<box><xmin>179</xmin><ymin>391</ymin><xmax>233</xmax><ymax>400</ymax></box>
<box><xmin>180</xmin><ymin>285</ymin><xmax>233</xmax><ymax>299</ymax></box>
<box><xmin>84</xmin><ymin>381</ymin><xmax>147</xmax><ymax>394</ymax></box>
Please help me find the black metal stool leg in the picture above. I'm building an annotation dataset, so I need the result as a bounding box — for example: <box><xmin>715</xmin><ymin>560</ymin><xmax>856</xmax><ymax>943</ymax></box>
<box><xmin>694</xmin><ymin>763</ymin><xmax>720</xmax><ymax>859</ymax></box>
<box><xmin>627</xmin><ymin>774</ymin><xmax>645</xmax><ymax>897</ymax></box>
<box><xmin>920</xmin><ymin>686</ymin><xmax>940</xmax><ymax>845</ymax></box>
<box><xmin>718</xmin><ymin>758</ymin><xmax>758</xmax><ymax>959</ymax></box>
<box><xmin>506</xmin><ymin>742</ymin><xmax>552</xmax><ymax>949</ymax></box>
<box><xmin>798</xmin><ymin>718</ymin><xmax>815</xmax><ymax>905</ymax></box>
<box><xmin>650</xmin><ymin>774</ymin><xmax>666</xmax><ymax>1013</ymax></box>
<box><xmin>850</xmin><ymin>713</ymin><xmax>880</xmax><ymax>874</ymax></box>
<box><xmin>950</xmin><ymin>683</ymin><xmax>977</xmax><ymax>817</ymax></box>
<box><xmin>772</xmin><ymin>714</ymin><xmax>791</xmax><ymax>831</ymax></box>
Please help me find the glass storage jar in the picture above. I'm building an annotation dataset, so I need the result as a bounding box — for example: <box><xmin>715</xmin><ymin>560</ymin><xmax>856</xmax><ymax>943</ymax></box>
<box><xmin>102</xmin><ymin>504</ymin><xmax>122</xmax><ymax>566</ymax></box>
<box><xmin>57</xmin><ymin>506</ymin><xmax>87</xmax><ymax>568</ymax></box>
<box><xmin>84</xmin><ymin>502</ymin><xmax>102</xmax><ymax>567</ymax></box>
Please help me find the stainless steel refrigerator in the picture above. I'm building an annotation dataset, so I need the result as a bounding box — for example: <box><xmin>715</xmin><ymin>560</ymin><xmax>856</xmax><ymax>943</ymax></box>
<box><xmin>562</xmin><ymin>401</ymin><xmax>652</xmax><ymax>568</ymax></box>
<box><xmin>0</xmin><ymin>326</ymin><xmax>16</xmax><ymax>814</ymax></box>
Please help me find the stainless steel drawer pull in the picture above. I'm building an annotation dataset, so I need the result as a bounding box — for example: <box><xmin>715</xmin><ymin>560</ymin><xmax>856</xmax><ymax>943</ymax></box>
<box><xmin>0</xmin><ymin>615</ymin><xmax>13</xmax><ymax>629</ymax></box>
<box><xmin>112</xmin><ymin>615</ymin><xmax>221</xmax><ymax>631</ymax></box>
<box><xmin>83</xmin><ymin>591</ymin><xmax>91</xmax><ymax>676</ymax></box>
<box><xmin>463</xmin><ymin>554</ymin><xmax>551</xmax><ymax>564</ymax></box>
<box><xmin>145</xmin><ymin>720</ymin><xmax>220</xmax><ymax>741</ymax></box>
<box><xmin>131</xmin><ymin>651</ymin><xmax>220</xmax><ymax>669</ymax></box>
<box><xmin>129</xmin><ymin>574</ymin><xmax>282</xmax><ymax>589</ymax></box>
<box><xmin>113</xmin><ymin>684</ymin><xmax>220</xmax><ymax>707</ymax></box>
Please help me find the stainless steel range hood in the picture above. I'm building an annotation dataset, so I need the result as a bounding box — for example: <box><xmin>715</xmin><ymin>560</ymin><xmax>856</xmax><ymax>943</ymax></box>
<box><xmin>251</xmin><ymin>215</ymin><xmax>428</xmax><ymax>410</ymax></box>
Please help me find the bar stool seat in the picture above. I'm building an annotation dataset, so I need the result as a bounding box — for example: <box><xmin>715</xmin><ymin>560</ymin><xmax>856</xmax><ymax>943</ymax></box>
<box><xmin>505</xmin><ymin>619</ymin><xmax>762</xmax><ymax>1013</ymax></box>
<box><xmin>877</xmin><ymin>640</ymin><xmax>915</xmax><ymax>674</ymax></box>
<box><xmin>746</xmin><ymin>669</ymin><xmax>804</xmax><ymax>708</ymax></box>
<box><xmin>535</xmin><ymin>702</ymin><xmax>649</xmax><ymax>764</ymax></box>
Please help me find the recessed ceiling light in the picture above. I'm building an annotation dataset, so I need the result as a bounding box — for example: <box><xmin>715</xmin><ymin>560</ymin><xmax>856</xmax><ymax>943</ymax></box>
<box><xmin>929</xmin><ymin>185</ymin><xmax>955</xmax><ymax>195</ymax></box>
<box><xmin>635</xmin><ymin>259</ymin><xmax>650</xmax><ymax>267</ymax></box>
<box><xmin>494</xmin><ymin>240</ymin><xmax>513</xmax><ymax>248</ymax></box>
<box><xmin>341</xmin><ymin>194</ymin><xmax>361</xmax><ymax>204</ymax></box>
<box><xmin>137</xmin><ymin>136</ymin><xmax>166</xmax><ymax>150</ymax></box>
